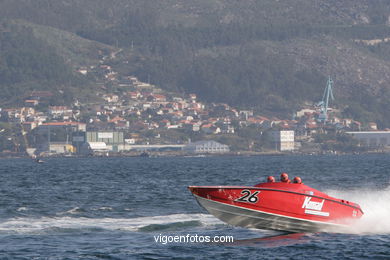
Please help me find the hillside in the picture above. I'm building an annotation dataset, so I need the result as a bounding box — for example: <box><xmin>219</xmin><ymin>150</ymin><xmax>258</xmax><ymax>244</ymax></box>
<box><xmin>1</xmin><ymin>1</ymin><xmax>390</xmax><ymax>126</ymax></box>
<box><xmin>13</xmin><ymin>20</ymin><xmax>116</xmax><ymax>68</ymax></box>
<box><xmin>0</xmin><ymin>19</ymin><xmax>116</xmax><ymax>106</ymax></box>
<box><xmin>0</xmin><ymin>21</ymin><xmax>73</xmax><ymax>105</ymax></box>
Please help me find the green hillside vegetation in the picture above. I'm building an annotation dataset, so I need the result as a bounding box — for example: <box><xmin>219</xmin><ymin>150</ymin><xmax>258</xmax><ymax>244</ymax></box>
<box><xmin>0</xmin><ymin>20</ymin><xmax>113</xmax><ymax>106</ymax></box>
<box><xmin>1</xmin><ymin>1</ymin><xmax>390</xmax><ymax>126</ymax></box>
<box><xmin>12</xmin><ymin>20</ymin><xmax>116</xmax><ymax>68</ymax></box>
<box><xmin>0</xmin><ymin>22</ymin><xmax>73</xmax><ymax>105</ymax></box>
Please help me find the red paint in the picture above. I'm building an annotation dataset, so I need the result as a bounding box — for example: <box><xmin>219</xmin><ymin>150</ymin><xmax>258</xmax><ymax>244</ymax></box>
<box><xmin>188</xmin><ymin>181</ymin><xmax>363</xmax><ymax>225</ymax></box>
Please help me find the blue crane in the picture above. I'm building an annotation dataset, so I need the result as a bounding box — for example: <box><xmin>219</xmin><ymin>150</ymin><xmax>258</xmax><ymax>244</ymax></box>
<box><xmin>317</xmin><ymin>76</ymin><xmax>334</xmax><ymax>122</ymax></box>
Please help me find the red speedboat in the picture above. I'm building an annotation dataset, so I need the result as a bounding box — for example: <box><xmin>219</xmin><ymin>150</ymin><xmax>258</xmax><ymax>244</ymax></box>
<box><xmin>188</xmin><ymin>174</ymin><xmax>363</xmax><ymax>233</ymax></box>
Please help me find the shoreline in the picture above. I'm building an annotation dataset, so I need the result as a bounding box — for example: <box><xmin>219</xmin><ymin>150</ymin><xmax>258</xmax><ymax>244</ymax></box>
<box><xmin>0</xmin><ymin>149</ymin><xmax>389</xmax><ymax>159</ymax></box>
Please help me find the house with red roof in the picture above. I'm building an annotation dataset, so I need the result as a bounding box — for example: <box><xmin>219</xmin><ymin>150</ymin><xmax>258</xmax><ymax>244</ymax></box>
<box><xmin>128</xmin><ymin>91</ymin><xmax>141</xmax><ymax>100</ymax></box>
<box><xmin>201</xmin><ymin>123</ymin><xmax>221</xmax><ymax>134</ymax></box>
<box><xmin>24</xmin><ymin>99</ymin><xmax>39</xmax><ymax>107</ymax></box>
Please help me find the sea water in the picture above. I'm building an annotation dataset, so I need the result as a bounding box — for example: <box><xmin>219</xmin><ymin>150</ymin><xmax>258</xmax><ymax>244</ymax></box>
<box><xmin>0</xmin><ymin>154</ymin><xmax>389</xmax><ymax>259</ymax></box>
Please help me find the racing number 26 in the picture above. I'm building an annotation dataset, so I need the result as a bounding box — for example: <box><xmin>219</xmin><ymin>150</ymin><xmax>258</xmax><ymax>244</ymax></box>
<box><xmin>235</xmin><ymin>190</ymin><xmax>260</xmax><ymax>203</ymax></box>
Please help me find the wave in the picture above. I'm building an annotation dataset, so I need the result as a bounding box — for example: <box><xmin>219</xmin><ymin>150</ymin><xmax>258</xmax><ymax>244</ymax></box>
<box><xmin>326</xmin><ymin>186</ymin><xmax>390</xmax><ymax>234</ymax></box>
<box><xmin>138</xmin><ymin>220</ymin><xmax>202</xmax><ymax>232</ymax></box>
<box><xmin>57</xmin><ymin>206</ymin><xmax>113</xmax><ymax>215</ymax></box>
<box><xmin>59</xmin><ymin>207</ymin><xmax>85</xmax><ymax>215</ymax></box>
<box><xmin>0</xmin><ymin>213</ymin><xmax>222</xmax><ymax>235</ymax></box>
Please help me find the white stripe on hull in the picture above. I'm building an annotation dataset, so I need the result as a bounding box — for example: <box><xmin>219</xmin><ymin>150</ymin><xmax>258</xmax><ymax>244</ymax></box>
<box><xmin>194</xmin><ymin>195</ymin><xmax>347</xmax><ymax>233</ymax></box>
<box><xmin>305</xmin><ymin>209</ymin><xmax>330</xmax><ymax>217</ymax></box>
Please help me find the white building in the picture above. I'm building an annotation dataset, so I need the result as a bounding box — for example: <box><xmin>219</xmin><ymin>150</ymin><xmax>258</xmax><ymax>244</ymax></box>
<box><xmin>183</xmin><ymin>140</ymin><xmax>230</xmax><ymax>154</ymax></box>
<box><xmin>270</xmin><ymin>130</ymin><xmax>295</xmax><ymax>151</ymax></box>
<box><xmin>80</xmin><ymin>142</ymin><xmax>109</xmax><ymax>155</ymax></box>
<box><xmin>49</xmin><ymin>106</ymin><xmax>73</xmax><ymax>120</ymax></box>
<box><xmin>295</xmin><ymin>108</ymin><xmax>316</xmax><ymax>118</ymax></box>
<box><xmin>346</xmin><ymin>131</ymin><xmax>390</xmax><ymax>147</ymax></box>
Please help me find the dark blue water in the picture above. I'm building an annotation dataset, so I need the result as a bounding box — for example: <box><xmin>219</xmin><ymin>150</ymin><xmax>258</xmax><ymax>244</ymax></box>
<box><xmin>0</xmin><ymin>155</ymin><xmax>389</xmax><ymax>259</ymax></box>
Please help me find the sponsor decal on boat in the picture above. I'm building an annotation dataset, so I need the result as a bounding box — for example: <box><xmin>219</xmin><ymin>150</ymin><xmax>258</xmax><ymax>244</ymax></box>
<box><xmin>302</xmin><ymin>196</ymin><xmax>329</xmax><ymax>217</ymax></box>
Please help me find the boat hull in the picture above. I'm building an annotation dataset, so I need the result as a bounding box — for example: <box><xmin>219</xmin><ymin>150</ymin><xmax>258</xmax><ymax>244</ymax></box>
<box><xmin>189</xmin><ymin>185</ymin><xmax>363</xmax><ymax>233</ymax></box>
<box><xmin>194</xmin><ymin>194</ymin><xmax>345</xmax><ymax>233</ymax></box>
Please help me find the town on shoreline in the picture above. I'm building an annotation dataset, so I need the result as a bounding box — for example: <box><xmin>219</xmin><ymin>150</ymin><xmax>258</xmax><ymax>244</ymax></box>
<box><xmin>1</xmin><ymin>52</ymin><xmax>390</xmax><ymax>158</ymax></box>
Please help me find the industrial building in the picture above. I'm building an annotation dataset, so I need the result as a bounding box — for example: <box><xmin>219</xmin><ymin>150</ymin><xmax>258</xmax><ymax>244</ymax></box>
<box><xmin>80</xmin><ymin>142</ymin><xmax>109</xmax><ymax>155</ymax></box>
<box><xmin>270</xmin><ymin>130</ymin><xmax>295</xmax><ymax>151</ymax></box>
<box><xmin>183</xmin><ymin>140</ymin><xmax>230</xmax><ymax>154</ymax></box>
<box><xmin>72</xmin><ymin>131</ymin><xmax>124</xmax><ymax>153</ymax></box>
<box><xmin>346</xmin><ymin>131</ymin><xmax>390</xmax><ymax>147</ymax></box>
<box><xmin>37</xmin><ymin>142</ymin><xmax>75</xmax><ymax>155</ymax></box>
<box><xmin>38</xmin><ymin>122</ymin><xmax>86</xmax><ymax>133</ymax></box>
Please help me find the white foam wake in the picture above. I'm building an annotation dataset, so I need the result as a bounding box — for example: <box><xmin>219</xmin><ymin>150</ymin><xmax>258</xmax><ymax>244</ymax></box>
<box><xmin>0</xmin><ymin>213</ymin><xmax>222</xmax><ymax>234</ymax></box>
<box><xmin>326</xmin><ymin>186</ymin><xmax>390</xmax><ymax>234</ymax></box>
